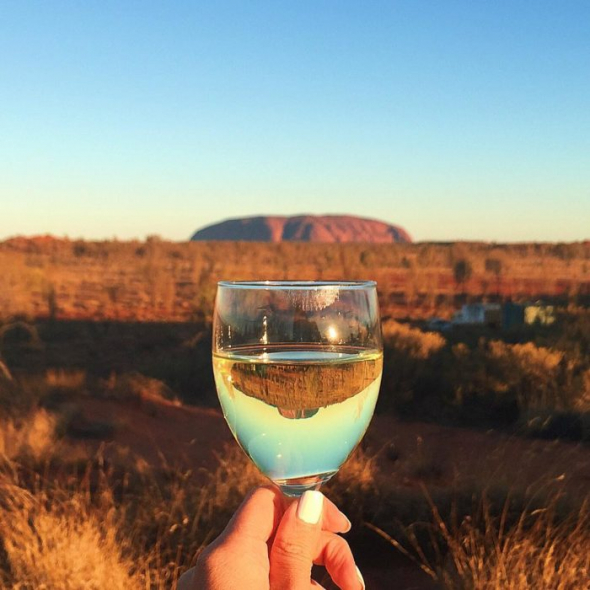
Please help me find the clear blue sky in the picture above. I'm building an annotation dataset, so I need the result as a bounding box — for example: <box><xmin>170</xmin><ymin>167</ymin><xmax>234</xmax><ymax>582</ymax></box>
<box><xmin>1</xmin><ymin>1</ymin><xmax>589</xmax><ymax>242</ymax></box>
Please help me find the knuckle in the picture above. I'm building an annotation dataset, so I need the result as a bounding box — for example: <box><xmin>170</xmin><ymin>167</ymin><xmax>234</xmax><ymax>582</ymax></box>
<box><xmin>326</xmin><ymin>536</ymin><xmax>353</xmax><ymax>569</ymax></box>
<box><xmin>272</xmin><ymin>536</ymin><xmax>311</xmax><ymax>565</ymax></box>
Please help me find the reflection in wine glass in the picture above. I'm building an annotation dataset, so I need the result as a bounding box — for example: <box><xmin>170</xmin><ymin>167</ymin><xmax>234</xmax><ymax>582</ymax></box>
<box><xmin>212</xmin><ymin>281</ymin><xmax>383</xmax><ymax>497</ymax></box>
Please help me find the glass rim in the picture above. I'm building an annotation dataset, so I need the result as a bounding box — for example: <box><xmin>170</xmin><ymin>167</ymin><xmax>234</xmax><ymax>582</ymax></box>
<box><xmin>217</xmin><ymin>280</ymin><xmax>377</xmax><ymax>290</ymax></box>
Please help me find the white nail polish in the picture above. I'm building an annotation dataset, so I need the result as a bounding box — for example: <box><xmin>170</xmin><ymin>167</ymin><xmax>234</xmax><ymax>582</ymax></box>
<box><xmin>355</xmin><ymin>565</ymin><xmax>365</xmax><ymax>589</ymax></box>
<box><xmin>296</xmin><ymin>490</ymin><xmax>324</xmax><ymax>524</ymax></box>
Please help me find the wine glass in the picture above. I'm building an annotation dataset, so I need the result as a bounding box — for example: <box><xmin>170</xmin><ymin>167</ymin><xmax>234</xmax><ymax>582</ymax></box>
<box><xmin>212</xmin><ymin>281</ymin><xmax>383</xmax><ymax>497</ymax></box>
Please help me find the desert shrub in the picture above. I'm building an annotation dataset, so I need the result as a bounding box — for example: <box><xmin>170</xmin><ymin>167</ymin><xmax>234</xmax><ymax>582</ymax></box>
<box><xmin>0</xmin><ymin>409</ymin><xmax>57</xmax><ymax>461</ymax></box>
<box><xmin>482</xmin><ymin>340</ymin><xmax>588</xmax><ymax>414</ymax></box>
<box><xmin>0</xmin><ymin>320</ymin><xmax>43</xmax><ymax>350</ymax></box>
<box><xmin>100</xmin><ymin>371</ymin><xmax>176</xmax><ymax>403</ymax></box>
<box><xmin>379</xmin><ymin>320</ymin><xmax>447</xmax><ymax>415</ymax></box>
<box><xmin>382</xmin><ymin>320</ymin><xmax>446</xmax><ymax>359</ymax></box>
<box><xmin>445</xmin><ymin>342</ymin><xmax>517</xmax><ymax>425</ymax></box>
<box><xmin>488</xmin><ymin>342</ymin><xmax>567</xmax><ymax>411</ymax></box>
<box><xmin>445</xmin><ymin>337</ymin><xmax>590</xmax><ymax>428</ymax></box>
<box><xmin>548</xmin><ymin>306</ymin><xmax>590</xmax><ymax>360</ymax></box>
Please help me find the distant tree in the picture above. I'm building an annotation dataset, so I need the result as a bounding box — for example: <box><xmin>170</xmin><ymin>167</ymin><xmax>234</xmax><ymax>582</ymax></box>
<box><xmin>485</xmin><ymin>258</ymin><xmax>502</xmax><ymax>275</ymax></box>
<box><xmin>485</xmin><ymin>258</ymin><xmax>503</xmax><ymax>296</ymax></box>
<box><xmin>453</xmin><ymin>259</ymin><xmax>473</xmax><ymax>294</ymax></box>
<box><xmin>72</xmin><ymin>241</ymin><xmax>87</xmax><ymax>257</ymax></box>
<box><xmin>360</xmin><ymin>250</ymin><xmax>375</xmax><ymax>267</ymax></box>
<box><xmin>45</xmin><ymin>285</ymin><xmax>57</xmax><ymax>321</ymax></box>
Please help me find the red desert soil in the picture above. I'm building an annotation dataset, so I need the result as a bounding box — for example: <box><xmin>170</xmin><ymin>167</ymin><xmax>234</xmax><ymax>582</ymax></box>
<box><xmin>68</xmin><ymin>396</ymin><xmax>590</xmax><ymax>589</ymax></box>
<box><xmin>70</xmin><ymin>397</ymin><xmax>233</xmax><ymax>476</ymax></box>
<box><xmin>73</xmin><ymin>397</ymin><xmax>590</xmax><ymax>500</ymax></box>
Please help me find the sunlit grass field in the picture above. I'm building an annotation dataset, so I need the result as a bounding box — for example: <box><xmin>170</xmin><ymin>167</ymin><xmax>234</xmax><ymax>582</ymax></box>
<box><xmin>0</xmin><ymin>369</ymin><xmax>588</xmax><ymax>588</ymax></box>
<box><xmin>0</xmin><ymin>305</ymin><xmax>589</xmax><ymax>588</ymax></box>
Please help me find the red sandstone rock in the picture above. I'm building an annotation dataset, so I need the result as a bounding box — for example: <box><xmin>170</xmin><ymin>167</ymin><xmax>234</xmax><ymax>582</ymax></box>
<box><xmin>191</xmin><ymin>215</ymin><xmax>412</xmax><ymax>243</ymax></box>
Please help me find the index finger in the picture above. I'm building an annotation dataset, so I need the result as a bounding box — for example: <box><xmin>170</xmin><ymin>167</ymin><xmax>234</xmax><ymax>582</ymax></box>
<box><xmin>321</xmin><ymin>496</ymin><xmax>352</xmax><ymax>535</ymax></box>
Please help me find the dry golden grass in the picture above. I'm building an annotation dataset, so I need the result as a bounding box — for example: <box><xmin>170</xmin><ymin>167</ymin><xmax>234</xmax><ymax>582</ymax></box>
<box><xmin>371</xmin><ymin>492</ymin><xmax>590</xmax><ymax>590</ymax></box>
<box><xmin>0</xmin><ymin>442</ymin><xmax>267</xmax><ymax>589</ymax></box>
<box><xmin>0</xmin><ymin>437</ymin><xmax>375</xmax><ymax>589</ymax></box>
<box><xmin>0</xmin><ymin>488</ymin><xmax>143</xmax><ymax>590</ymax></box>
<box><xmin>1</xmin><ymin>405</ymin><xmax>588</xmax><ymax>589</ymax></box>
<box><xmin>0</xmin><ymin>409</ymin><xmax>144</xmax><ymax>588</ymax></box>
<box><xmin>0</xmin><ymin>409</ymin><xmax>56</xmax><ymax>461</ymax></box>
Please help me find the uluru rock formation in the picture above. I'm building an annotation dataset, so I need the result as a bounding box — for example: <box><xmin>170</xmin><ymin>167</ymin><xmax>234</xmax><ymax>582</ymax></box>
<box><xmin>190</xmin><ymin>215</ymin><xmax>412</xmax><ymax>243</ymax></box>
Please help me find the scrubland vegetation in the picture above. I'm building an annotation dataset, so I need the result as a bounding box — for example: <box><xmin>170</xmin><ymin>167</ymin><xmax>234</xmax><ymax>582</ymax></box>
<box><xmin>0</xmin><ymin>237</ymin><xmax>589</xmax><ymax>588</ymax></box>
<box><xmin>0</xmin><ymin>237</ymin><xmax>588</xmax><ymax>321</ymax></box>
<box><xmin>381</xmin><ymin>308</ymin><xmax>590</xmax><ymax>434</ymax></box>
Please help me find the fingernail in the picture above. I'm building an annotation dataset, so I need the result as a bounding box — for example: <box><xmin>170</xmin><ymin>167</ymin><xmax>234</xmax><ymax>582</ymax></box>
<box><xmin>296</xmin><ymin>490</ymin><xmax>324</xmax><ymax>524</ymax></box>
<box><xmin>355</xmin><ymin>565</ymin><xmax>365</xmax><ymax>589</ymax></box>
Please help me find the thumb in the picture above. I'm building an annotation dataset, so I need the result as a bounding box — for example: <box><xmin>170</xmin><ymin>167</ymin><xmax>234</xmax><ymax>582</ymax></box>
<box><xmin>270</xmin><ymin>490</ymin><xmax>324</xmax><ymax>590</ymax></box>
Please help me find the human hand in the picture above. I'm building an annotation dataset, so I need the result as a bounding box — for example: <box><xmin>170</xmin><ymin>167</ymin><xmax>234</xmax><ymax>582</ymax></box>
<box><xmin>177</xmin><ymin>486</ymin><xmax>365</xmax><ymax>590</ymax></box>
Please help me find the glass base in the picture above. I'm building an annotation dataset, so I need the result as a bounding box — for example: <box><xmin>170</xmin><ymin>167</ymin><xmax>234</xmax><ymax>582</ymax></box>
<box><xmin>274</xmin><ymin>471</ymin><xmax>337</xmax><ymax>498</ymax></box>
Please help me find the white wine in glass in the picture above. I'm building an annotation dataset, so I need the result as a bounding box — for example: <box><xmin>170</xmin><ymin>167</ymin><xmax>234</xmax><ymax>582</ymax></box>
<box><xmin>212</xmin><ymin>281</ymin><xmax>383</xmax><ymax>497</ymax></box>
